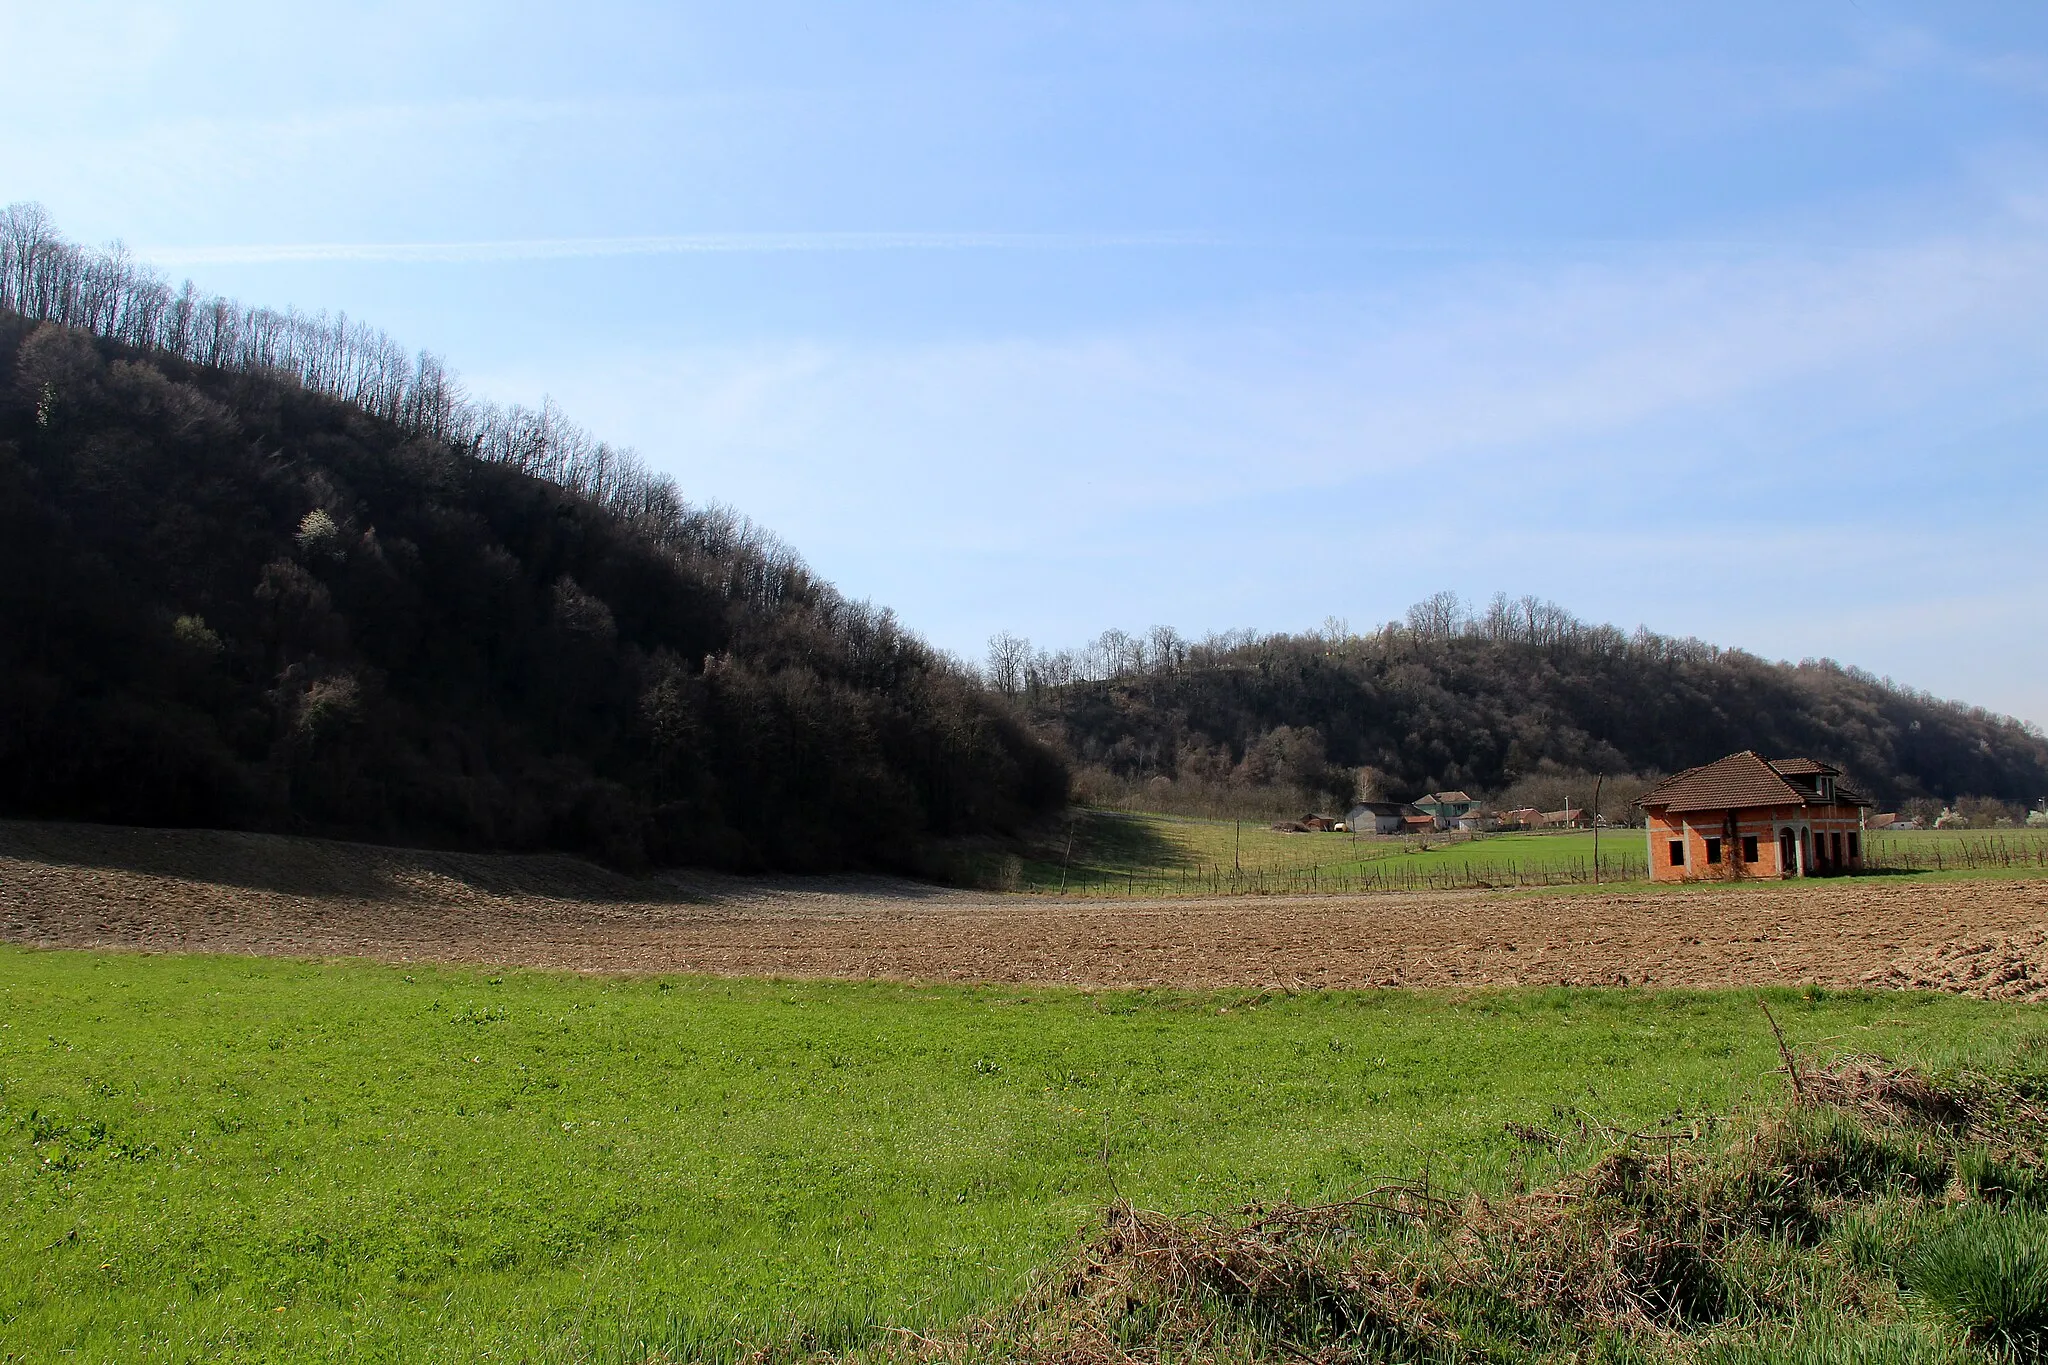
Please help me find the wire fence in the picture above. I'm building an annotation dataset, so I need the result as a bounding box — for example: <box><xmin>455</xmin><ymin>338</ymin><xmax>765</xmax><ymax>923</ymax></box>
<box><xmin>980</xmin><ymin>832</ymin><xmax>2048</xmax><ymax>897</ymax></box>
<box><xmin>1004</xmin><ymin>851</ymin><xmax>1650</xmax><ymax>897</ymax></box>
<box><xmin>1864</xmin><ymin>834</ymin><xmax>2048</xmax><ymax>874</ymax></box>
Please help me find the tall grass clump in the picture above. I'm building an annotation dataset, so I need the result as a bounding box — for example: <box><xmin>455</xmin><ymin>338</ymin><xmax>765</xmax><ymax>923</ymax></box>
<box><xmin>1699</xmin><ymin>1327</ymin><xmax>1984</xmax><ymax>1364</ymax></box>
<box><xmin>1905</xmin><ymin>1206</ymin><xmax>2048</xmax><ymax>1359</ymax></box>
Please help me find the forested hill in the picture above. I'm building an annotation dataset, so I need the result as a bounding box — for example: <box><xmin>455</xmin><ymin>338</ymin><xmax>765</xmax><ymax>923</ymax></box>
<box><xmin>1001</xmin><ymin>601</ymin><xmax>2048</xmax><ymax>812</ymax></box>
<box><xmin>0</xmin><ymin>209</ymin><xmax>1064</xmax><ymax>869</ymax></box>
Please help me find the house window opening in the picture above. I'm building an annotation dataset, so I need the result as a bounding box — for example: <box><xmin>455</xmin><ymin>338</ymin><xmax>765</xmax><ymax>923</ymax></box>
<box><xmin>1848</xmin><ymin>832</ymin><xmax>1860</xmax><ymax>859</ymax></box>
<box><xmin>1742</xmin><ymin>835</ymin><xmax>1759</xmax><ymax>863</ymax></box>
<box><xmin>1668</xmin><ymin>839</ymin><xmax>1685</xmax><ymax>867</ymax></box>
<box><xmin>1832</xmin><ymin>832</ymin><xmax>1844</xmax><ymax>866</ymax></box>
<box><xmin>1704</xmin><ymin>837</ymin><xmax>1723</xmax><ymax>865</ymax></box>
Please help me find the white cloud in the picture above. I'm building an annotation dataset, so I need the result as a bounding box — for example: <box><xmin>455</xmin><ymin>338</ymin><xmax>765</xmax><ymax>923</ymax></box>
<box><xmin>514</xmin><ymin>223</ymin><xmax>2048</xmax><ymax>513</ymax></box>
<box><xmin>463</xmin><ymin>208</ymin><xmax>2048</xmax><ymax>722</ymax></box>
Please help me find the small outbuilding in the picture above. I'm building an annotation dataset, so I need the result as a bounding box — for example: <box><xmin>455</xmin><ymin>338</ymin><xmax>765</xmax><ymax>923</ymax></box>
<box><xmin>1346</xmin><ymin>800</ymin><xmax>1417</xmax><ymax>835</ymax></box>
<box><xmin>1637</xmin><ymin>751</ymin><xmax>1874</xmax><ymax>882</ymax></box>
<box><xmin>1540</xmin><ymin>807</ymin><xmax>1593</xmax><ymax>830</ymax></box>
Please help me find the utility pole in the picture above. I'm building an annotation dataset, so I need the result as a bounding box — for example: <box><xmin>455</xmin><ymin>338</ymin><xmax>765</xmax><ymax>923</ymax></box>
<box><xmin>1234</xmin><ymin>819</ymin><xmax>1242</xmax><ymax>875</ymax></box>
<box><xmin>1591</xmin><ymin>775</ymin><xmax>1604</xmax><ymax>885</ymax></box>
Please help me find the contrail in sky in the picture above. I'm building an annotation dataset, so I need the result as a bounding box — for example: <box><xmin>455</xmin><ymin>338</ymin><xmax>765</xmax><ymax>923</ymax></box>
<box><xmin>132</xmin><ymin>231</ymin><xmax>1813</xmax><ymax>268</ymax></box>
<box><xmin>134</xmin><ymin>231</ymin><xmax>1237</xmax><ymax>266</ymax></box>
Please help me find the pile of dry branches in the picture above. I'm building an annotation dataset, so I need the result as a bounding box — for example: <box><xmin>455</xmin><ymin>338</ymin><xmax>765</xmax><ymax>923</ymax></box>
<box><xmin>886</xmin><ymin>1039</ymin><xmax>2046</xmax><ymax>1364</ymax></box>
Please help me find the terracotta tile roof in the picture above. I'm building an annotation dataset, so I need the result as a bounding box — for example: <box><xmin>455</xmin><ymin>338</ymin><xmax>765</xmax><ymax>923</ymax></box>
<box><xmin>1639</xmin><ymin>752</ymin><xmax>1807</xmax><ymax>813</ymax></box>
<box><xmin>1766</xmin><ymin>758</ymin><xmax>1838</xmax><ymax>778</ymax></box>
<box><xmin>1770</xmin><ymin>757</ymin><xmax>1876</xmax><ymax>807</ymax></box>
<box><xmin>1639</xmin><ymin>751</ymin><xmax>1877</xmax><ymax>812</ymax></box>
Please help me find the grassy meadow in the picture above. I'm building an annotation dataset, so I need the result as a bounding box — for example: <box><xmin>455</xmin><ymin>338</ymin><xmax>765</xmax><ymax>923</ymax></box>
<box><xmin>3</xmin><ymin>945</ymin><xmax>2042</xmax><ymax>1362</ymax></box>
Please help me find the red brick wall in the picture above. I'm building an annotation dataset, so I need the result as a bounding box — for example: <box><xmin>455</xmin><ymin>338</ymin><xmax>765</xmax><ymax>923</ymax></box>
<box><xmin>1644</xmin><ymin>805</ymin><xmax>1866</xmax><ymax>882</ymax></box>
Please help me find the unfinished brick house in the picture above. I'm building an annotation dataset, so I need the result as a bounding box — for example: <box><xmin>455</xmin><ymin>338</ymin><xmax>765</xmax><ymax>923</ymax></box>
<box><xmin>1637</xmin><ymin>751</ymin><xmax>1874</xmax><ymax>882</ymax></box>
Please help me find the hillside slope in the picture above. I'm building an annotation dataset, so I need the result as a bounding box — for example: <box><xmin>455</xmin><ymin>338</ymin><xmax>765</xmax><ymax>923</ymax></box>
<box><xmin>1019</xmin><ymin>610</ymin><xmax>2048</xmax><ymax>810</ymax></box>
<box><xmin>0</xmin><ymin>310</ymin><xmax>1064</xmax><ymax>869</ymax></box>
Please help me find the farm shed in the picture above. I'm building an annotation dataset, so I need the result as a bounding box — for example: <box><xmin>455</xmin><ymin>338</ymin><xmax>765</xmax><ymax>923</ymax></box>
<box><xmin>1346</xmin><ymin>800</ymin><xmax>1417</xmax><ymax>835</ymax></box>
<box><xmin>1636</xmin><ymin>751</ymin><xmax>1873</xmax><ymax>882</ymax></box>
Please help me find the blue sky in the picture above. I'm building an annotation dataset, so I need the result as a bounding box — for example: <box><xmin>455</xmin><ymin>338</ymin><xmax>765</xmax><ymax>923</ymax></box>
<box><xmin>6</xmin><ymin>2</ymin><xmax>2047</xmax><ymax>723</ymax></box>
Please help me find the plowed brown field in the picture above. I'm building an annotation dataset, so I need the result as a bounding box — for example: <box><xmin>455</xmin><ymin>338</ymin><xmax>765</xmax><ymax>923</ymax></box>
<box><xmin>4</xmin><ymin>820</ymin><xmax>2046</xmax><ymax>992</ymax></box>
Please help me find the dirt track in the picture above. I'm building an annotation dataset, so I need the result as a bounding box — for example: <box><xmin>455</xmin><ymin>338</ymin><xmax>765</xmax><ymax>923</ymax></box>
<box><xmin>4</xmin><ymin>820</ymin><xmax>2047</xmax><ymax>992</ymax></box>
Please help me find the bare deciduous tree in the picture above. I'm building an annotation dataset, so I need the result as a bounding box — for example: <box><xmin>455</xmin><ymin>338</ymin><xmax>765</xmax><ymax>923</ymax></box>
<box><xmin>1148</xmin><ymin>625</ymin><xmax>1188</xmax><ymax>674</ymax></box>
<box><xmin>1405</xmin><ymin>590</ymin><xmax>1466</xmax><ymax>639</ymax></box>
<box><xmin>985</xmin><ymin>632</ymin><xmax>1031</xmax><ymax>697</ymax></box>
<box><xmin>0</xmin><ymin>203</ymin><xmax>750</xmax><ymax>590</ymax></box>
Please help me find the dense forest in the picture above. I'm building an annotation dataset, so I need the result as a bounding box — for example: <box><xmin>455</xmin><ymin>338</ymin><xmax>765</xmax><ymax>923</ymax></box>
<box><xmin>993</xmin><ymin>591</ymin><xmax>2048</xmax><ymax>819</ymax></box>
<box><xmin>0</xmin><ymin>206</ymin><xmax>1065</xmax><ymax>870</ymax></box>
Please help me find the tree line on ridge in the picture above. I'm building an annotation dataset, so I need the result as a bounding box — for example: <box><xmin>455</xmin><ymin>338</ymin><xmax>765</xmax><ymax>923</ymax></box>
<box><xmin>991</xmin><ymin>591</ymin><xmax>2048</xmax><ymax>823</ymax></box>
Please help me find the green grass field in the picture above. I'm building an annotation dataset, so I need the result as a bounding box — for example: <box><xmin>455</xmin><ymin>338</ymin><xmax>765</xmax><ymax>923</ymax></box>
<box><xmin>974</xmin><ymin>810</ymin><xmax>2048</xmax><ymax>896</ymax></box>
<box><xmin>3</xmin><ymin>945</ymin><xmax>2041</xmax><ymax>1362</ymax></box>
<box><xmin>1870</xmin><ymin>827</ymin><xmax>2048</xmax><ymax>869</ymax></box>
<box><xmin>986</xmin><ymin>810</ymin><xmax>1645</xmax><ymax>894</ymax></box>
